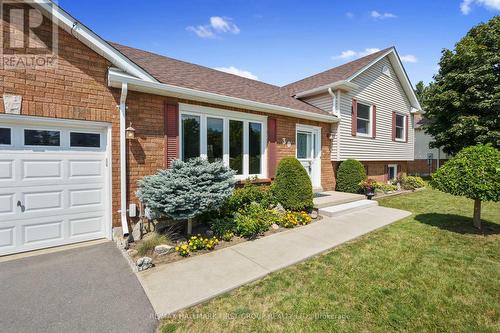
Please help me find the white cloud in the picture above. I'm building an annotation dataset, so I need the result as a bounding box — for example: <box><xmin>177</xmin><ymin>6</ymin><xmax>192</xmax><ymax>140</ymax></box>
<box><xmin>400</xmin><ymin>54</ymin><xmax>418</xmax><ymax>63</ymax></box>
<box><xmin>346</xmin><ymin>12</ymin><xmax>354</xmax><ymax>18</ymax></box>
<box><xmin>187</xmin><ymin>16</ymin><xmax>240</xmax><ymax>38</ymax></box>
<box><xmin>371</xmin><ymin>10</ymin><xmax>397</xmax><ymax>19</ymax></box>
<box><xmin>332</xmin><ymin>48</ymin><xmax>380</xmax><ymax>60</ymax></box>
<box><xmin>460</xmin><ymin>0</ymin><xmax>500</xmax><ymax>14</ymax></box>
<box><xmin>210</xmin><ymin>16</ymin><xmax>240</xmax><ymax>34</ymax></box>
<box><xmin>186</xmin><ymin>25</ymin><xmax>215</xmax><ymax>39</ymax></box>
<box><xmin>214</xmin><ymin>66</ymin><xmax>258</xmax><ymax>80</ymax></box>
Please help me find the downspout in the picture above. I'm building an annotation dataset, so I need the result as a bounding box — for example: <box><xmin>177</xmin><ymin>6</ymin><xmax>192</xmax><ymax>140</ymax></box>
<box><xmin>119</xmin><ymin>83</ymin><xmax>130</xmax><ymax>237</ymax></box>
<box><xmin>328</xmin><ymin>88</ymin><xmax>342</xmax><ymax>161</ymax></box>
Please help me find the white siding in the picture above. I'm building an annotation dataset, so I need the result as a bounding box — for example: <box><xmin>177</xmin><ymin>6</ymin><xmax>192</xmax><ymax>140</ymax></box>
<box><xmin>303</xmin><ymin>93</ymin><xmax>332</xmax><ymax>113</ymax></box>
<box><xmin>415</xmin><ymin>129</ymin><xmax>449</xmax><ymax>160</ymax></box>
<box><xmin>337</xmin><ymin>56</ymin><xmax>415</xmax><ymax>161</ymax></box>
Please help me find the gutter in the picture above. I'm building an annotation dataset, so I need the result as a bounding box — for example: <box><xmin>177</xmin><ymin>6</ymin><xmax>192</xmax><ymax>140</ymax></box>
<box><xmin>294</xmin><ymin>80</ymin><xmax>358</xmax><ymax>99</ymax></box>
<box><xmin>119</xmin><ymin>83</ymin><xmax>130</xmax><ymax>237</ymax></box>
<box><xmin>108</xmin><ymin>68</ymin><xmax>338</xmax><ymax>123</ymax></box>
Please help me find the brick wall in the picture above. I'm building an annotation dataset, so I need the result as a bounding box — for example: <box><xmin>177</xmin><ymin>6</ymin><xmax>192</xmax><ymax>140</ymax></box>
<box><xmin>1</xmin><ymin>12</ymin><xmax>336</xmax><ymax>229</ymax></box>
<box><xmin>362</xmin><ymin>161</ymin><xmax>409</xmax><ymax>183</ymax></box>
<box><xmin>408</xmin><ymin>159</ymin><xmax>448</xmax><ymax>176</ymax></box>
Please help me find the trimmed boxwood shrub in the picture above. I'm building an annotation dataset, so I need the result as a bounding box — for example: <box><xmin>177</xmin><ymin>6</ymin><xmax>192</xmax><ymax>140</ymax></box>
<box><xmin>336</xmin><ymin>159</ymin><xmax>366</xmax><ymax>193</ymax></box>
<box><xmin>270</xmin><ymin>157</ymin><xmax>313</xmax><ymax>211</ymax></box>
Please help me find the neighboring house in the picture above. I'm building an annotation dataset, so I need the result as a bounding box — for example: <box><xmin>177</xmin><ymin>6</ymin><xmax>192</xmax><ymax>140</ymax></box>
<box><xmin>0</xmin><ymin>1</ymin><xmax>421</xmax><ymax>256</ymax></box>
<box><xmin>408</xmin><ymin>115</ymin><xmax>450</xmax><ymax>176</ymax></box>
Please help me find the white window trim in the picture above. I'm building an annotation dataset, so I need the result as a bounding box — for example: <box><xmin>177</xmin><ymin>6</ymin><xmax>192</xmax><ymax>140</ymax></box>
<box><xmin>179</xmin><ymin>103</ymin><xmax>268</xmax><ymax>180</ymax></box>
<box><xmin>394</xmin><ymin>113</ymin><xmax>406</xmax><ymax>142</ymax></box>
<box><xmin>388</xmin><ymin>164</ymin><xmax>398</xmax><ymax>181</ymax></box>
<box><xmin>356</xmin><ymin>101</ymin><xmax>373</xmax><ymax>138</ymax></box>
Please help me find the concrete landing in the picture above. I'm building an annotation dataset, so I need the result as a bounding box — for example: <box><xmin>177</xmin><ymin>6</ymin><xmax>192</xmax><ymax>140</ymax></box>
<box><xmin>313</xmin><ymin>191</ymin><xmax>366</xmax><ymax>209</ymax></box>
<box><xmin>319</xmin><ymin>199</ymin><xmax>378</xmax><ymax>217</ymax></box>
<box><xmin>137</xmin><ymin>205</ymin><xmax>411</xmax><ymax>318</ymax></box>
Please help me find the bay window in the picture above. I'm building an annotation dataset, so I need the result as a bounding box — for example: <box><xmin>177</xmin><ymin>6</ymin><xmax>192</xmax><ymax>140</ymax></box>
<box><xmin>179</xmin><ymin>104</ymin><xmax>267</xmax><ymax>178</ymax></box>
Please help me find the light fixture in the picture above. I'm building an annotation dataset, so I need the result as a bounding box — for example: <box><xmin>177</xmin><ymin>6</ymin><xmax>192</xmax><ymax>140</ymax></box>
<box><xmin>329</xmin><ymin>132</ymin><xmax>335</xmax><ymax>140</ymax></box>
<box><xmin>125</xmin><ymin>122</ymin><xmax>136</xmax><ymax>140</ymax></box>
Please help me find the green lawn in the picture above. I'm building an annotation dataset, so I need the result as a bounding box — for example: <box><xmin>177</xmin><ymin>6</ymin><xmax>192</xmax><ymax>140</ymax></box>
<box><xmin>160</xmin><ymin>189</ymin><xmax>500</xmax><ymax>333</ymax></box>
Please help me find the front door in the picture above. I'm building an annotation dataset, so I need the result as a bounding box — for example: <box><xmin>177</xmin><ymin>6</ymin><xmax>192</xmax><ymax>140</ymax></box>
<box><xmin>296</xmin><ymin>125</ymin><xmax>321</xmax><ymax>190</ymax></box>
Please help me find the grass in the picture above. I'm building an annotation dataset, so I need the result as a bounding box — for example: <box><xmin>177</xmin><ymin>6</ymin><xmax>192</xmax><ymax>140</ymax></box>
<box><xmin>159</xmin><ymin>189</ymin><xmax>500</xmax><ymax>333</ymax></box>
<box><xmin>136</xmin><ymin>232</ymin><xmax>171</xmax><ymax>256</ymax></box>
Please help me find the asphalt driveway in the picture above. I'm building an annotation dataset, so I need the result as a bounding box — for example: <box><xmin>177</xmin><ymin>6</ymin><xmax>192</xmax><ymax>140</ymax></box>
<box><xmin>0</xmin><ymin>241</ymin><xmax>157</xmax><ymax>333</ymax></box>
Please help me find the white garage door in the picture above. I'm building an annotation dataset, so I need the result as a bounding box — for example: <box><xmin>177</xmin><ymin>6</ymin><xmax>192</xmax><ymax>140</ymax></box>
<box><xmin>0</xmin><ymin>116</ymin><xmax>111</xmax><ymax>256</ymax></box>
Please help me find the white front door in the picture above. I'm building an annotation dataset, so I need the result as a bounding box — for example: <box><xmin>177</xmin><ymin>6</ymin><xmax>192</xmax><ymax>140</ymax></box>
<box><xmin>296</xmin><ymin>125</ymin><xmax>321</xmax><ymax>190</ymax></box>
<box><xmin>0</xmin><ymin>116</ymin><xmax>111</xmax><ymax>256</ymax></box>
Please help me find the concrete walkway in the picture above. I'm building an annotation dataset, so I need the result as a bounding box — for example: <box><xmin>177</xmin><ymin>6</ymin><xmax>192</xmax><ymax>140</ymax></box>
<box><xmin>137</xmin><ymin>205</ymin><xmax>411</xmax><ymax>318</ymax></box>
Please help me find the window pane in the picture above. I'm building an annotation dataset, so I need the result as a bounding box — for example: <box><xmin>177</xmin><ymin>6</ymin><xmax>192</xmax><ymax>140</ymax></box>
<box><xmin>249</xmin><ymin>122</ymin><xmax>261</xmax><ymax>174</ymax></box>
<box><xmin>70</xmin><ymin>132</ymin><xmax>100</xmax><ymax>148</ymax></box>
<box><xmin>207</xmin><ymin>117</ymin><xmax>223</xmax><ymax>163</ymax></box>
<box><xmin>396</xmin><ymin>127</ymin><xmax>404</xmax><ymax>139</ymax></box>
<box><xmin>24</xmin><ymin>129</ymin><xmax>60</xmax><ymax>146</ymax></box>
<box><xmin>357</xmin><ymin>103</ymin><xmax>370</xmax><ymax>120</ymax></box>
<box><xmin>396</xmin><ymin>114</ymin><xmax>404</xmax><ymax>127</ymax></box>
<box><xmin>297</xmin><ymin>132</ymin><xmax>311</xmax><ymax>159</ymax></box>
<box><xmin>357</xmin><ymin>119</ymin><xmax>369</xmax><ymax>134</ymax></box>
<box><xmin>229</xmin><ymin>120</ymin><xmax>243</xmax><ymax>174</ymax></box>
<box><xmin>181</xmin><ymin>115</ymin><xmax>200</xmax><ymax>161</ymax></box>
<box><xmin>0</xmin><ymin>128</ymin><xmax>11</xmax><ymax>145</ymax></box>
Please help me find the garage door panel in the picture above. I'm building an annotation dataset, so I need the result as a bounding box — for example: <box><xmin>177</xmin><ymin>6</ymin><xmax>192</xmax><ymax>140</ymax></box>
<box><xmin>0</xmin><ymin>160</ymin><xmax>14</xmax><ymax>180</ymax></box>
<box><xmin>0</xmin><ymin>227</ymin><xmax>14</xmax><ymax>248</ymax></box>
<box><xmin>69</xmin><ymin>160</ymin><xmax>103</xmax><ymax>178</ymax></box>
<box><xmin>69</xmin><ymin>188</ymin><xmax>103</xmax><ymax>208</ymax></box>
<box><xmin>0</xmin><ymin>193</ymin><xmax>15</xmax><ymax>214</ymax></box>
<box><xmin>23</xmin><ymin>190</ymin><xmax>63</xmax><ymax>212</ymax></box>
<box><xmin>22</xmin><ymin>160</ymin><xmax>62</xmax><ymax>180</ymax></box>
<box><xmin>23</xmin><ymin>220</ymin><xmax>63</xmax><ymax>244</ymax></box>
<box><xmin>70</xmin><ymin>216</ymin><xmax>103</xmax><ymax>237</ymax></box>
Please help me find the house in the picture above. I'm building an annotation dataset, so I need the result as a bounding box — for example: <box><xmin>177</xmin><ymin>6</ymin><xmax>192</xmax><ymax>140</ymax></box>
<box><xmin>0</xmin><ymin>0</ymin><xmax>421</xmax><ymax>256</ymax></box>
<box><xmin>408</xmin><ymin>115</ymin><xmax>450</xmax><ymax>176</ymax></box>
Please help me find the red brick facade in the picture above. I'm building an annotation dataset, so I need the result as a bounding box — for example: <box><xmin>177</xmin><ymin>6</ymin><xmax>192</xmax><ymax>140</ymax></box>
<box><xmin>0</xmin><ymin>17</ymin><xmax>336</xmax><ymax>228</ymax></box>
<box><xmin>362</xmin><ymin>161</ymin><xmax>409</xmax><ymax>183</ymax></box>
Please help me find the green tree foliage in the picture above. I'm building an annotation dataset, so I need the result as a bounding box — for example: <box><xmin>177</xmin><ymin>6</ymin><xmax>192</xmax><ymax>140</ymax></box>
<box><xmin>270</xmin><ymin>157</ymin><xmax>313</xmax><ymax>211</ymax></box>
<box><xmin>431</xmin><ymin>145</ymin><xmax>500</xmax><ymax>229</ymax></box>
<box><xmin>414</xmin><ymin>81</ymin><xmax>430</xmax><ymax>106</ymax></box>
<box><xmin>424</xmin><ymin>16</ymin><xmax>500</xmax><ymax>155</ymax></box>
<box><xmin>336</xmin><ymin>160</ymin><xmax>367</xmax><ymax>193</ymax></box>
<box><xmin>136</xmin><ymin>158</ymin><xmax>236</xmax><ymax>220</ymax></box>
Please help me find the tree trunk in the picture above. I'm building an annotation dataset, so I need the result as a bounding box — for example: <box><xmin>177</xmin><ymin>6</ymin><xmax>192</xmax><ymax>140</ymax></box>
<box><xmin>473</xmin><ymin>199</ymin><xmax>482</xmax><ymax>230</ymax></box>
<box><xmin>187</xmin><ymin>218</ymin><xmax>193</xmax><ymax>235</ymax></box>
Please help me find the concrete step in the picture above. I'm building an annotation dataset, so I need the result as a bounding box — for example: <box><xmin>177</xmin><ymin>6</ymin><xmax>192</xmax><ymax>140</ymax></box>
<box><xmin>319</xmin><ymin>199</ymin><xmax>378</xmax><ymax>217</ymax></box>
<box><xmin>314</xmin><ymin>191</ymin><xmax>366</xmax><ymax>209</ymax></box>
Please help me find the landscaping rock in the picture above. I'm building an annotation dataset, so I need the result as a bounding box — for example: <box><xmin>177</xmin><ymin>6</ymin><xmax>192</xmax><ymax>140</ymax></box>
<box><xmin>127</xmin><ymin>249</ymin><xmax>138</xmax><ymax>257</ymax></box>
<box><xmin>154</xmin><ymin>244</ymin><xmax>174</xmax><ymax>256</ymax></box>
<box><xmin>131</xmin><ymin>222</ymin><xmax>142</xmax><ymax>242</ymax></box>
<box><xmin>309</xmin><ymin>210</ymin><xmax>318</xmax><ymax>219</ymax></box>
<box><xmin>271</xmin><ymin>223</ymin><xmax>280</xmax><ymax>230</ymax></box>
<box><xmin>274</xmin><ymin>203</ymin><xmax>286</xmax><ymax>214</ymax></box>
<box><xmin>136</xmin><ymin>257</ymin><xmax>153</xmax><ymax>271</ymax></box>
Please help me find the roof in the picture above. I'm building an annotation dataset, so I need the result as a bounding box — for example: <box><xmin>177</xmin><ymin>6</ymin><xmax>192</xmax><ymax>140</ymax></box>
<box><xmin>414</xmin><ymin>114</ymin><xmax>429</xmax><ymax>129</ymax></box>
<box><xmin>111</xmin><ymin>43</ymin><xmax>329</xmax><ymax>116</ymax></box>
<box><xmin>282</xmin><ymin>47</ymin><xmax>394</xmax><ymax>95</ymax></box>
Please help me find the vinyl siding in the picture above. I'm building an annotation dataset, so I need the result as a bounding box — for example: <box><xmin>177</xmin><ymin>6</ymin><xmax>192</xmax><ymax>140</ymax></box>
<box><xmin>302</xmin><ymin>93</ymin><xmax>332</xmax><ymax>113</ymax></box>
<box><xmin>414</xmin><ymin>129</ymin><xmax>449</xmax><ymax>160</ymax></box>
<box><xmin>337</xmin><ymin>56</ymin><xmax>415</xmax><ymax>161</ymax></box>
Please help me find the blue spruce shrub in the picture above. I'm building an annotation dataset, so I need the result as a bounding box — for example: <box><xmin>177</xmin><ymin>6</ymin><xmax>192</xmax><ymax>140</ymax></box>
<box><xmin>137</xmin><ymin>158</ymin><xmax>236</xmax><ymax>220</ymax></box>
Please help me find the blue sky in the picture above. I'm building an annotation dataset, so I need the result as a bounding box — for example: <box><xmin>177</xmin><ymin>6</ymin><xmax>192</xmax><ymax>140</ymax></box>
<box><xmin>59</xmin><ymin>0</ymin><xmax>499</xmax><ymax>87</ymax></box>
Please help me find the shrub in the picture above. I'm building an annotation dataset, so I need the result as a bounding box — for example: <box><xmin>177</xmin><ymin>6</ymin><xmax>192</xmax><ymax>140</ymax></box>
<box><xmin>374</xmin><ymin>182</ymin><xmax>398</xmax><ymax>193</ymax></box>
<box><xmin>225</xmin><ymin>183</ymin><xmax>270</xmax><ymax>213</ymax></box>
<box><xmin>336</xmin><ymin>160</ymin><xmax>366</xmax><ymax>193</ymax></box>
<box><xmin>431</xmin><ymin>144</ymin><xmax>500</xmax><ymax>229</ymax></box>
<box><xmin>137</xmin><ymin>233</ymin><xmax>170</xmax><ymax>256</ymax></box>
<box><xmin>137</xmin><ymin>158</ymin><xmax>236</xmax><ymax>232</ymax></box>
<box><xmin>279</xmin><ymin>211</ymin><xmax>312</xmax><ymax>228</ymax></box>
<box><xmin>208</xmin><ymin>217</ymin><xmax>237</xmax><ymax>238</ymax></box>
<box><xmin>270</xmin><ymin>157</ymin><xmax>313</xmax><ymax>211</ymax></box>
<box><xmin>401</xmin><ymin>176</ymin><xmax>426</xmax><ymax>190</ymax></box>
<box><xmin>235</xmin><ymin>203</ymin><xmax>280</xmax><ymax>238</ymax></box>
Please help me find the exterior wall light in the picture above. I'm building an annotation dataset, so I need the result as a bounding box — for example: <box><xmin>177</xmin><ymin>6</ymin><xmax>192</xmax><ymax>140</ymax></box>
<box><xmin>125</xmin><ymin>123</ymin><xmax>136</xmax><ymax>140</ymax></box>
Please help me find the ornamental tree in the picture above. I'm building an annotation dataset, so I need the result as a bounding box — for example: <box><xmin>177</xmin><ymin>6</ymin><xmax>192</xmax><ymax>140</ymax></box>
<box><xmin>136</xmin><ymin>158</ymin><xmax>236</xmax><ymax>234</ymax></box>
<box><xmin>430</xmin><ymin>145</ymin><xmax>500</xmax><ymax>229</ymax></box>
<box><xmin>423</xmin><ymin>16</ymin><xmax>500</xmax><ymax>155</ymax></box>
